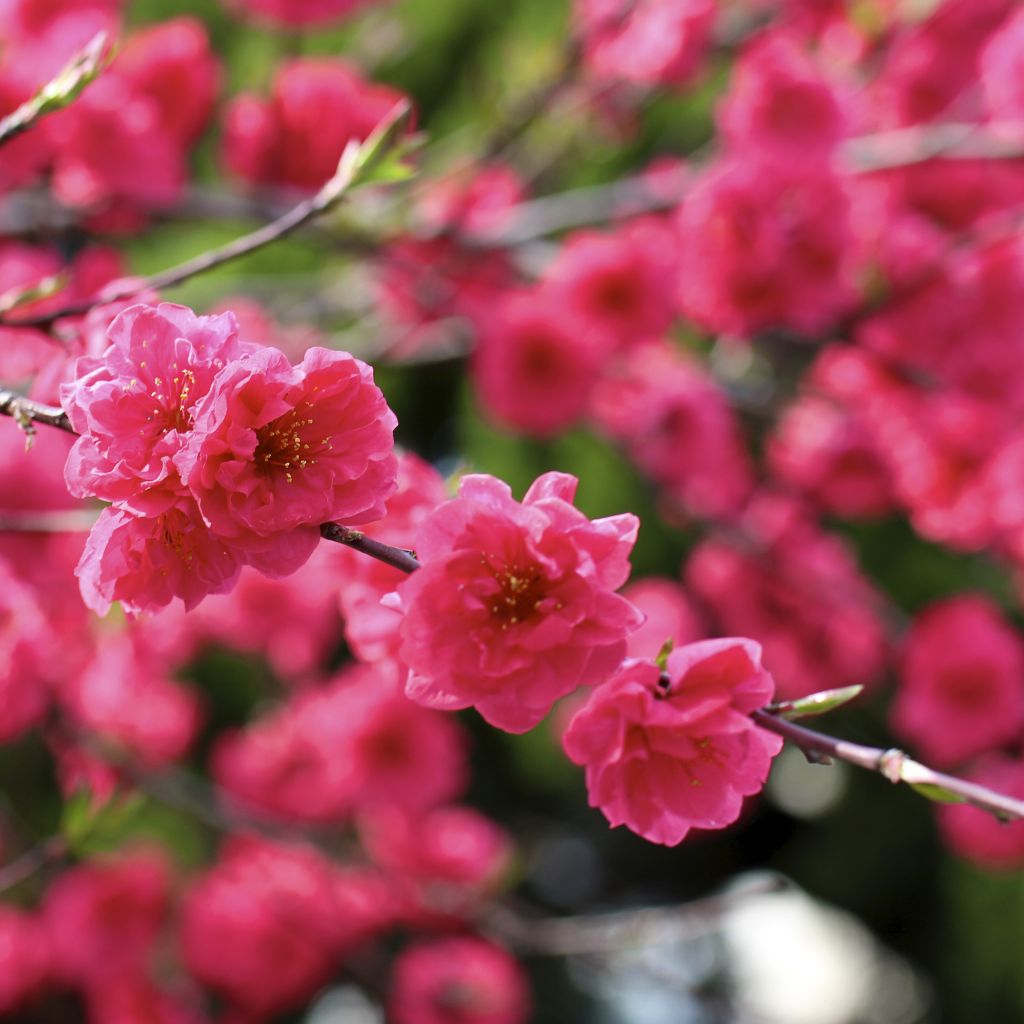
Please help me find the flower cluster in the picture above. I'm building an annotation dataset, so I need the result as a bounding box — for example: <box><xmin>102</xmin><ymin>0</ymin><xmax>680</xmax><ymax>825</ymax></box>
<box><xmin>61</xmin><ymin>302</ymin><xmax>398</xmax><ymax>614</ymax></box>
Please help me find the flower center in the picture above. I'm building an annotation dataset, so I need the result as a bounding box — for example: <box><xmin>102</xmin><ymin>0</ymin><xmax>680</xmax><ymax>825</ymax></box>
<box><xmin>254</xmin><ymin>405</ymin><xmax>333</xmax><ymax>484</ymax></box>
<box><xmin>487</xmin><ymin>564</ymin><xmax>546</xmax><ymax>629</ymax></box>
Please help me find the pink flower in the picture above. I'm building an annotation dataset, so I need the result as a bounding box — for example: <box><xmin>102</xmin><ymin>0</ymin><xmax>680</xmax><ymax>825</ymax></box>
<box><xmin>589</xmin><ymin>340</ymin><xmax>753</xmax><ymax>519</ymax></box>
<box><xmin>718</xmin><ymin>32</ymin><xmax>847</xmax><ymax>166</ymax></box>
<box><xmin>226</xmin><ymin>0</ymin><xmax>379</xmax><ymax>28</ymax></box>
<box><xmin>0</xmin><ymin>555</ymin><xmax>51</xmax><ymax>742</ymax></box>
<box><xmin>685</xmin><ymin>492</ymin><xmax>889</xmax><ymax>700</ymax></box>
<box><xmin>677</xmin><ymin>159</ymin><xmax>858</xmax><ymax>338</ymax></box>
<box><xmin>575</xmin><ymin>0</ymin><xmax>716</xmax><ymax>90</ymax></box>
<box><xmin>180</xmin><ymin>838</ymin><xmax>342</xmax><ymax>1016</ymax></box>
<box><xmin>541</xmin><ymin>218</ymin><xmax>678</xmax><ymax>350</ymax></box>
<box><xmin>890</xmin><ymin>596</ymin><xmax>1024</xmax><ymax>768</ymax></box>
<box><xmin>181</xmin><ymin>346</ymin><xmax>396</xmax><ymax>574</ymax></box>
<box><xmin>392</xmin><ymin>472</ymin><xmax>643</xmax><ymax>732</ymax></box>
<box><xmin>563</xmin><ymin>639</ymin><xmax>783</xmax><ymax>846</ymax></box>
<box><xmin>982</xmin><ymin>8</ymin><xmax>1024</xmax><ymax>128</ymax></box>
<box><xmin>62</xmin><ymin>302</ymin><xmax>246</xmax><ymax>514</ymax></box>
<box><xmin>44</xmin><ymin>850</ymin><xmax>170</xmax><ymax>987</ymax></box>
<box><xmin>389</xmin><ymin>937</ymin><xmax>530</xmax><ymax>1024</ymax></box>
<box><xmin>0</xmin><ymin>907</ymin><xmax>48</xmax><ymax>1015</ymax></box>
<box><xmin>473</xmin><ymin>291</ymin><xmax>610</xmax><ymax>438</ymax></box>
<box><xmin>61</xmin><ymin>634</ymin><xmax>201</xmax><ymax>765</ymax></box>
<box><xmin>937</xmin><ymin>756</ymin><xmax>1024</xmax><ymax>870</ymax></box>
<box><xmin>114</xmin><ymin>17</ymin><xmax>220</xmax><ymax>146</ymax></box>
<box><xmin>221</xmin><ymin>58</ymin><xmax>405</xmax><ymax>193</ymax></box>
<box><xmin>76</xmin><ymin>501</ymin><xmax>247</xmax><ymax>616</ymax></box>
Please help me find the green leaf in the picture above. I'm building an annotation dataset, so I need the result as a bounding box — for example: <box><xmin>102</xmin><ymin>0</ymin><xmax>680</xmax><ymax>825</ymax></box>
<box><xmin>60</xmin><ymin>787</ymin><xmax>147</xmax><ymax>856</ymax></box>
<box><xmin>0</xmin><ymin>273</ymin><xmax>68</xmax><ymax>315</ymax></box>
<box><xmin>654</xmin><ymin>638</ymin><xmax>674</xmax><ymax>672</ymax></box>
<box><xmin>909</xmin><ymin>782</ymin><xmax>967</xmax><ymax>805</ymax></box>
<box><xmin>772</xmin><ymin>685</ymin><xmax>865</xmax><ymax>720</ymax></box>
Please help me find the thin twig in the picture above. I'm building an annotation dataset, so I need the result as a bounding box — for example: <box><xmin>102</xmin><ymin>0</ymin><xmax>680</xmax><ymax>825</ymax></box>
<box><xmin>0</xmin><ymin>838</ymin><xmax>65</xmax><ymax>895</ymax></box>
<box><xmin>0</xmin><ymin>100</ymin><xmax>414</xmax><ymax>330</ymax></box>
<box><xmin>752</xmin><ymin>709</ymin><xmax>1024</xmax><ymax>821</ymax></box>
<box><xmin>0</xmin><ymin>509</ymin><xmax>98</xmax><ymax>532</ymax></box>
<box><xmin>0</xmin><ymin>388</ymin><xmax>73</xmax><ymax>434</ymax></box>
<box><xmin>319</xmin><ymin>523</ymin><xmax>420</xmax><ymax>573</ymax></box>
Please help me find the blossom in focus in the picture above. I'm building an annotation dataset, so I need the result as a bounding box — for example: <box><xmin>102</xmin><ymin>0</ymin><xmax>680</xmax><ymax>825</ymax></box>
<box><xmin>389</xmin><ymin>936</ymin><xmax>530</xmax><ymax>1024</ymax></box>
<box><xmin>76</xmin><ymin>501</ymin><xmax>247</xmax><ymax>616</ymax></box>
<box><xmin>890</xmin><ymin>595</ymin><xmax>1024</xmax><ymax>768</ymax></box>
<box><xmin>221</xmin><ymin>58</ymin><xmax>405</xmax><ymax>193</ymax></box>
<box><xmin>392</xmin><ymin>472</ymin><xmax>643</xmax><ymax>732</ymax></box>
<box><xmin>181</xmin><ymin>345</ymin><xmax>397</xmax><ymax>576</ymax></box>
<box><xmin>563</xmin><ymin>639</ymin><xmax>782</xmax><ymax>846</ymax></box>
<box><xmin>62</xmin><ymin>302</ymin><xmax>246</xmax><ymax>514</ymax></box>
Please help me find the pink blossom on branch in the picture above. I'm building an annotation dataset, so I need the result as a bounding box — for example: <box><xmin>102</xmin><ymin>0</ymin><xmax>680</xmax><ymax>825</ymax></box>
<box><xmin>563</xmin><ymin>639</ymin><xmax>782</xmax><ymax>846</ymax></box>
<box><xmin>180</xmin><ymin>344</ymin><xmax>398</xmax><ymax>576</ymax></box>
<box><xmin>391</xmin><ymin>472</ymin><xmax>643</xmax><ymax>733</ymax></box>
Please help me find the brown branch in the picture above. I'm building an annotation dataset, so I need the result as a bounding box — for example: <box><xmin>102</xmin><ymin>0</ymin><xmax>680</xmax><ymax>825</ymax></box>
<box><xmin>319</xmin><ymin>522</ymin><xmax>420</xmax><ymax>573</ymax></box>
<box><xmin>0</xmin><ymin>388</ymin><xmax>73</xmax><ymax>435</ymax></box>
<box><xmin>752</xmin><ymin>709</ymin><xmax>1024</xmax><ymax>821</ymax></box>
<box><xmin>0</xmin><ymin>100</ymin><xmax>414</xmax><ymax>330</ymax></box>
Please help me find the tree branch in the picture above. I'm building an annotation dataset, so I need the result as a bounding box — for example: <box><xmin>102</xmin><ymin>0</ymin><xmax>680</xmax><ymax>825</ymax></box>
<box><xmin>0</xmin><ymin>388</ymin><xmax>73</xmax><ymax>435</ymax></box>
<box><xmin>0</xmin><ymin>100</ymin><xmax>414</xmax><ymax>330</ymax></box>
<box><xmin>319</xmin><ymin>523</ymin><xmax>420</xmax><ymax>573</ymax></box>
<box><xmin>752</xmin><ymin>708</ymin><xmax>1024</xmax><ymax>821</ymax></box>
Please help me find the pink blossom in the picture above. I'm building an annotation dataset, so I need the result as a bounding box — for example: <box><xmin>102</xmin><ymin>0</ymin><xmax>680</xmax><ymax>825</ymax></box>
<box><xmin>564</xmin><ymin>639</ymin><xmax>782</xmax><ymax>845</ymax></box>
<box><xmin>392</xmin><ymin>472</ymin><xmax>642</xmax><ymax>733</ymax></box>
<box><xmin>541</xmin><ymin>218</ymin><xmax>678</xmax><ymax>350</ymax></box>
<box><xmin>60</xmin><ymin>633</ymin><xmax>201</xmax><ymax>765</ymax></box>
<box><xmin>575</xmin><ymin>0</ymin><xmax>716</xmax><ymax>90</ymax></box>
<box><xmin>418</xmin><ymin>163</ymin><xmax>526</xmax><ymax>238</ymax></box>
<box><xmin>76</xmin><ymin>501</ymin><xmax>247</xmax><ymax>617</ymax></box>
<box><xmin>44</xmin><ymin>850</ymin><xmax>169</xmax><ymax>987</ymax></box>
<box><xmin>180</xmin><ymin>838</ymin><xmax>342</xmax><ymax>1016</ymax></box>
<box><xmin>114</xmin><ymin>17</ymin><xmax>220</xmax><ymax>146</ymax></box>
<box><xmin>685</xmin><ymin>493</ymin><xmax>888</xmax><ymax>700</ymax></box>
<box><xmin>677</xmin><ymin>159</ymin><xmax>858</xmax><ymax>338</ymax></box>
<box><xmin>891</xmin><ymin>596</ymin><xmax>1024</xmax><ymax>768</ymax></box>
<box><xmin>0</xmin><ymin>554</ymin><xmax>52</xmax><ymax>742</ymax></box>
<box><xmin>767</xmin><ymin>395</ymin><xmax>895</xmax><ymax>520</ymax></box>
<box><xmin>83</xmin><ymin>973</ymin><xmax>206</xmax><ymax>1024</ymax></box>
<box><xmin>180</xmin><ymin>345</ymin><xmax>397</xmax><ymax>576</ymax></box>
<box><xmin>982</xmin><ymin>8</ymin><xmax>1024</xmax><ymax>129</ymax></box>
<box><xmin>221</xmin><ymin>58</ymin><xmax>405</xmax><ymax>193</ymax></box>
<box><xmin>718</xmin><ymin>32</ymin><xmax>847</xmax><ymax>166</ymax></box>
<box><xmin>226</xmin><ymin>0</ymin><xmax>379</xmax><ymax>28</ymax></box>
<box><xmin>0</xmin><ymin>907</ymin><xmax>48</xmax><ymax>1014</ymax></box>
<box><xmin>473</xmin><ymin>290</ymin><xmax>610</xmax><ymax>438</ymax></box>
<box><xmin>62</xmin><ymin>302</ymin><xmax>246</xmax><ymax>514</ymax></box>
<box><xmin>937</xmin><ymin>756</ymin><xmax>1024</xmax><ymax>870</ymax></box>
<box><xmin>191</xmin><ymin>553</ymin><xmax>344</xmax><ymax>681</ymax></box>
<box><xmin>360</xmin><ymin>804</ymin><xmax>511</xmax><ymax>897</ymax></box>
<box><xmin>589</xmin><ymin>340</ymin><xmax>753</xmax><ymax>519</ymax></box>
<box><xmin>389</xmin><ymin>937</ymin><xmax>530</xmax><ymax>1024</ymax></box>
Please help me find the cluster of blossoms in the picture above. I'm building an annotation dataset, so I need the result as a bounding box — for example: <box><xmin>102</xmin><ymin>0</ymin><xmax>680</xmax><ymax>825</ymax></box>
<box><xmin>4</xmin><ymin>0</ymin><xmax>1024</xmax><ymax>1019</ymax></box>
<box><xmin>62</xmin><ymin>302</ymin><xmax>398</xmax><ymax>616</ymax></box>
